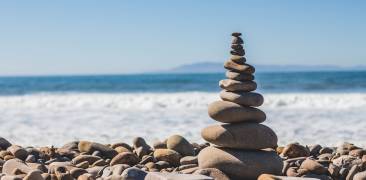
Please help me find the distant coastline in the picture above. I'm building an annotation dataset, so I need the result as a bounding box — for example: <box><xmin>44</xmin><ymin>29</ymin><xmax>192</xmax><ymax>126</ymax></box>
<box><xmin>162</xmin><ymin>62</ymin><xmax>366</xmax><ymax>74</ymax></box>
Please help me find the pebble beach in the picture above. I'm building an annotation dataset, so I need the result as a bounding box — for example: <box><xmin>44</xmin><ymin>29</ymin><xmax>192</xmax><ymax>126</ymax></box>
<box><xmin>1</xmin><ymin>33</ymin><xmax>366</xmax><ymax>180</ymax></box>
<box><xmin>1</xmin><ymin>136</ymin><xmax>366</xmax><ymax>180</ymax></box>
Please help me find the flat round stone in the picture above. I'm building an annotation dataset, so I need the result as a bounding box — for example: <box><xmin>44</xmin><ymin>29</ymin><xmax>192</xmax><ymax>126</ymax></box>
<box><xmin>231</xmin><ymin>32</ymin><xmax>242</xmax><ymax>37</ymax></box>
<box><xmin>208</xmin><ymin>101</ymin><xmax>266</xmax><ymax>123</ymax></box>
<box><xmin>198</xmin><ymin>146</ymin><xmax>283</xmax><ymax>179</ymax></box>
<box><xmin>226</xmin><ymin>71</ymin><xmax>254</xmax><ymax>81</ymax></box>
<box><xmin>231</xmin><ymin>44</ymin><xmax>243</xmax><ymax>50</ymax></box>
<box><xmin>230</xmin><ymin>49</ymin><xmax>245</xmax><ymax>56</ymax></box>
<box><xmin>224</xmin><ymin>60</ymin><xmax>255</xmax><ymax>74</ymax></box>
<box><xmin>219</xmin><ymin>79</ymin><xmax>257</xmax><ymax>92</ymax></box>
<box><xmin>220</xmin><ymin>90</ymin><xmax>264</xmax><ymax>107</ymax></box>
<box><xmin>201</xmin><ymin>123</ymin><xmax>277</xmax><ymax>149</ymax></box>
<box><xmin>229</xmin><ymin>56</ymin><xmax>246</xmax><ymax>64</ymax></box>
<box><xmin>231</xmin><ymin>37</ymin><xmax>243</xmax><ymax>44</ymax></box>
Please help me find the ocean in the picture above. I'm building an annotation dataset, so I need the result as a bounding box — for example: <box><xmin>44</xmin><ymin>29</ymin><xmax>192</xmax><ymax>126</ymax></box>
<box><xmin>1</xmin><ymin>71</ymin><xmax>366</xmax><ymax>146</ymax></box>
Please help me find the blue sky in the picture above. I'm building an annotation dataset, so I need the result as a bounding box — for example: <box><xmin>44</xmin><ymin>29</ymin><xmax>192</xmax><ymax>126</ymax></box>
<box><xmin>0</xmin><ymin>0</ymin><xmax>365</xmax><ymax>75</ymax></box>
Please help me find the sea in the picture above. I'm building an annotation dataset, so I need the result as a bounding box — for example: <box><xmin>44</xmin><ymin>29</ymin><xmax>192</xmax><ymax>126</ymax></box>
<box><xmin>1</xmin><ymin>71</ymin><xmax>366</xmax><ymax>147</ymax></box>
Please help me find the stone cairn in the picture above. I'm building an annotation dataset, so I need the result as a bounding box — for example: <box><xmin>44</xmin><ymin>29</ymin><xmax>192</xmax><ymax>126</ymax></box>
<box><xmin>198</xmin><ymin>32</ymin><xmax>283</xmax><ymax>179</ymax></box>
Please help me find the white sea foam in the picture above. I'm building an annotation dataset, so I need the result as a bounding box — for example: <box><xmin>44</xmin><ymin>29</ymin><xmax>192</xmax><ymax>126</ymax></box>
<box><xmin>0</xmin><ymin>92</ymin><xmax>366</xmax><ymax>147</ymax></box>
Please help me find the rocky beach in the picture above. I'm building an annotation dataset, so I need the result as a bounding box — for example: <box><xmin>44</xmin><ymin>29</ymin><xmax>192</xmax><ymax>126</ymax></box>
<box><xmin>1</xmin><ymin>136</ymin><xmax>366</xmax><ymax>180</ymax></box>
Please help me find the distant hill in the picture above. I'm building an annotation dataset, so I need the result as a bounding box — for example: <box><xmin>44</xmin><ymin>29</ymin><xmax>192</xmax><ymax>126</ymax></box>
<box><xmin>164</xmin><ymin>62</ymin><xmax>366</xmax><ymax>73</ymax></box>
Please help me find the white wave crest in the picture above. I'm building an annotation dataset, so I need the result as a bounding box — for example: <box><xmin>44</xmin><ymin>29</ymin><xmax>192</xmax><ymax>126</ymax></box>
<box><xmin>0</xmin><ymin>92</ymin><xmax>365</xmax><ymax>146</ymax></box>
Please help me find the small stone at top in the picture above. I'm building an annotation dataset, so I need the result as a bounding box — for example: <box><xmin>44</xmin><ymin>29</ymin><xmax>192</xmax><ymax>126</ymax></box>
<box><xmin>231</xmin><ymin>32</ymin><xmax>242</xmax><ymax>37</ymax></box>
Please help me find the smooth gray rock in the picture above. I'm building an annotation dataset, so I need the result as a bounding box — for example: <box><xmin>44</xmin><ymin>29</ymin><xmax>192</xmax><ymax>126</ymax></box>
<box><xmin>226</xmin><ymin>71</ymin><xmax>254</xmax><ymax>81</ymax></box>
<box><xmin>201</xmin><ymin>123</ymin><xmax>277</xmax><ymax>149</ymax></box>
<box><xmin>219</xmin><ymin>79</ymin><xmax>256</xmax><ymax>92</ymax></box>
<box><xmin>145</xmin><ymin>172</ymin><xmax>213</xmax><ymax>180</ymax></box>
<box><xmin>220</xmin><ymin>90</ymin><xmax>264</xmax><ymax>107</ymax></box>
<box><xmin>167</xmin><ymin>135</ymin><xmax>195</xmax><ymax>156</ymax></box>
<box><xmin>198</xmin><ymin>146</ymin><xmax>283</xmax><ymax>180</ymax></box>
<box><xmin>208</xmin><ymin>101</ymin><xmax>266</xmax><ymax>123</ymax></box>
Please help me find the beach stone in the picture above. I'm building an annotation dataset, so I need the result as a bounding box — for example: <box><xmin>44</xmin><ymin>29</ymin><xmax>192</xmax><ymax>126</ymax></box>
<box><xmin>346</xmin><ymin>164</ymin><xmax>361</xmax><ymax>180</ymax></box>
<box><xmin>73</xmin><ymin>155</ymin><xmax>101</xmax><ymax>165</ymax></box>
<box><xmin>309</xmin><ymin>144</ymin><xmax>322</xmax><ymax>156</ymax></box>
<box><xmin>167</xmin><ymin>135</ymin><xmax>195</xmax><ymax>156</ymax></box>
<box><xmin>328</xmin><ymin>163</ymin><xmax>340</xmax><ymax>177</ymax></box>
<box><xmin>202</xmin><ymin>123</ymin><xmax>277</xmax><ymax>149</ymax></box>
<box><xmin>154</xmin><ymin>149</ymin><xmax>181</xmax><ymax>166</ymax></box>
<box><xmin>153</xmin><ymin>141</ymin><xmax>167</xmax><ymax>149</ymax></box>
<box><xmin>133</xmin><ymin>137</ymin><xmax>152</xmax><ymax>159</ymax></box>
<box><xmin>23</xmin><ymin>170</ymin><xmax>44</xmax><ymax>180</ymax></box>
<box><xmin>198</xmin><ymin>146</ymin><xmax>283</xmax><ymax>179</ymax></box>
<box><xmin>111</xmin><ymin>142</ymin><xmax>132</xmax><ymax>152</ymax></box>
<box><xmin>180</xmin><ymin>156</ymin><xmax>198</xmax><ymax>165</ymax></box>
<box><xmin>155</xmin><ymin>161</ymin><xmax>170</xmax><ymax>169</ymax></box>
<box><xmin>349</xmin><ymin>149</ymin><xmax>366</xmax><ymax>158</ymax></box>
<box><xmin>224</xmin><ymin>60</ymin><xmax>255</xmax><ymax>74</ymax></box>
<box><xmin>77</xmin><ymin>173</ymin><xmax>95</xmax><ymax>180</ymax></box>
<box><xmin>111</xmin><ymin>164</ymin><xmax>130</xmax><ymax>175</ymax></box>
<box><xmin>353</xmin><ymin>171</ymin><xmax>366</xmax><ymax>180</ymax></box>
<box><xmin>219</xmin><ymin>79</ymin><xmax>257</xmax><ymax>92</ymax></box>
<box><xmin>91</xmin><ymin>159</ymin><xmax>108</xmax><ymax>166</ymax></box>
<box><xmin>25</xmin><ymin>155</ymin><xmax>36</xmax><ymax>163</ymax></box>
<box><xmin>0</xmin><ymin>137</ymin><xmax>12</xmax><ymax>150</ymax></box>
<box><xmin>231</xmin><ymin>36</ymin><xmax>243</xmax><ymax>44</ymax></box>
<box><xmin>7</xmin><ymin>145</ymin><xmax>28</xmax><ymax>160</ymax></box>
<box><xmin>220</xmin><ymin>90</ymin><xmax>264</xmax><ymax>106</ymax></box>
<box><xmin>299</xmin><ymin>159</ymin><xmax>327</xmax><ymax>175</ymax></box>
<box><xmin>2</xmin><ymin>158</ymin><xmax>32</xmax><ymax>175</ymax></box>
<box><xmin>120</xmin><ymin>167</ymin><xmax>147</xmax><ymax>180</ymax></box>
<box><xmin>78</xmin><ymin>141</ymin><xmax>117</xmax><ymax>159</ymax></box>
<box><xmin>1</xmin><ymin>175</ymin><xmax>24</xmax><ymax>180</ymax></box>
<box><xmin>208</xmin><ymin>101</ymin><xmax>266</xmax><ymax>123</ymax></box>
<box><xmin>258</xmin><ymin>174</ymin><xmax>319</xmax><ymax>180</ymax></box>
<box><xmin>230</xmin><ymin>49</ymin><xmax>245</xmax><ymax>56</ymax></box>
<box><xmin>140</xmin><ymin>155</ymin><xmax>154</xmax><ymax>164</ymax></box>
<box><xmin>231</xmin><ymin>32</ymin><xmax>242</xmax><ymax>37</ymax></box>
<box><xmin>110</xmin><ymin>152</ymin><xmax>139</xmax><ymax>166</ymax></box>
<box><xmin>281</xmin><ymin>143</ymin><xmax>310</xmax><ymax>158</ymax></box>
<box><xmin>194</xmin><ymin>168</ymin><xmax>229</xmax><ymax>180</ymax></box>
<box><xmin>231</xmin><ymin>44</ymin><xmax>243</xmax><ymax>50</ymax></box>
<box><xmin>114</xmin><ymin>146</ymin><xmax>130</xmax><ymax>154</ymax></box>
<box><xmin>229</xmin><ymin>55</ymin><xmax>246</xmax><ymax>64</ymax></box>
<box><xmin>70</xmin><ymin>168</ymin><xmax>88</xmax><ymax>178</ymax></box>
<box><xmin>319</xmin><ymin>147</ymin><xmax>334</xmax><ymax>154</ymax></box>
<box><xmin>145</xmin><ymin>172</ymin><xmax>213</xmax><ymax>180</ymax></box>
<box><xmin>178</xmin><ymin>164</ymin><xmax>198</xmax><ymax>171</ymax></box>
<box><xmin>332</xmin><ymin>155</ymin><xmax>361</xmax><ymax>169</ymax></box>
<box><xmin>226</xmin><ymin>71</ymin><xmax>254</xmax><ymax>81</ymax></box>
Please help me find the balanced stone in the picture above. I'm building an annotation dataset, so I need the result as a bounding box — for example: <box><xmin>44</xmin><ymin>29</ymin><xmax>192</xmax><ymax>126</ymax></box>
<box><xmin>231</xmin><ymin>44</ymin><xmax>243</xmax><ymax>50</ymax></box>
<box><xmin>226</xmin><ymin>71</ymin><xmax>254</xmax><ymax>81</ymax></box>
<box><xmin>230</xmin><ymin>48</ymin><xmax>245</xmax><ymax>56</ymax></box>
<box><xmin>219</xmin><ymin>79</ymin><xmax>257</xmax><ymax>92</ymax></box>
<box><xmin>231</xmin><ymin>36</ymin><xmax>243</xmax><ymax>44</ymax></box>
<box><xmin>198</xmin><ymin>146</ymin><xmax>283</xmax><ymax>180</ymax></box>
<box><xmin>201</xmin><ymin>123</ymin><xmax>277</xmax><ymax>149</ymax></box>
<box><xmin>231</xmin><ymin>32</ymin><xmax>242</xmax><ymax>37</ymax></box>
<box><xmin>208</xmin><ymin>101</ymin><xmax>265</xmax><ymax>123</ymax></box>
<box><xmin>224</xmin><ymin>60</ymin><xmax>255</xmax><ymax>74</ymax></box>
<box><xmin>220</xmin><ymin>90</ymin><xmax>264</xmax><ymax>107</ymax></box>
<box><xmin>230</xmin><ymin>55</ymin><xmax>246</xmax><ymax>64</ymax></box>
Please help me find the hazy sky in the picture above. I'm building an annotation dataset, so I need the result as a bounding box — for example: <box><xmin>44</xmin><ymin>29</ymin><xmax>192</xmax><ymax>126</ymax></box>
<box><xmin>0</xmin><ymin>0</ymin><xmax>365</xmax><ymax>75</ymax></box>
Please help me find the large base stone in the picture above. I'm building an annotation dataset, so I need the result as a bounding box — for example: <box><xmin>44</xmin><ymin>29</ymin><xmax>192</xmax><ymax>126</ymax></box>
<box><xmin>201</xmin><ymin>123</ymin><xmax>277</xmax><ymax>149</ymax></box>
<box><xmin>198</xmin><ymin>146</ymin><xmax>283</xmax><ymax>180</ymax></box>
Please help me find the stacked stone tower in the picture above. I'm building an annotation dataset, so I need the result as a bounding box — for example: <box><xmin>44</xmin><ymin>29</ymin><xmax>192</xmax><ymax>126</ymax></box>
<box><xmin>198</xmin><ymin>33</ymin><xmax>283</xmax><ymax>180</ymax></box>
